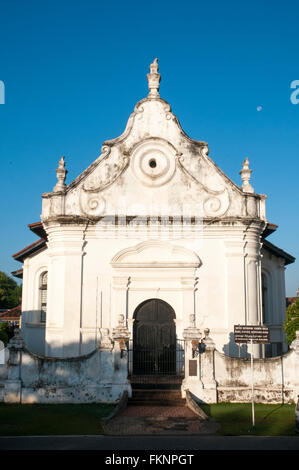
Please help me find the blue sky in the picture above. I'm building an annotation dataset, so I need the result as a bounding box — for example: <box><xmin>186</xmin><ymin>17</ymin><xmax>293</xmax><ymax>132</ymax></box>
<box><xmin>0</xmin><ymin>0</ymin><xmax>298</xmax><ymax>295</ymax></box>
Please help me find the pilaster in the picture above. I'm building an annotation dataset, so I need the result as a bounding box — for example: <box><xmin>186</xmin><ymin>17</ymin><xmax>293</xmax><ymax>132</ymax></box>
<box><xmin>243</xmin><ymin>224</ymin><xmax>265</xmax><ymax>357</ymax></box>
<box><xmin>181</xmin><ymin>314</ymin><xmax>203</xmax><ymax>397</ymax></box>
<box><xmin>224</xmin><ymin>239</ymin><xmax>246</xmax><ymax>356</ymax></box>
<box><xmin>44</xmin><ymin>224</ymin><xmax>86</xmax><ymax>357</ymax></box>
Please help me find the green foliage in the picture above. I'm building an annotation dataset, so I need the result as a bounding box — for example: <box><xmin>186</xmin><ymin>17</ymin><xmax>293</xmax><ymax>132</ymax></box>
<box><xmin>0</xmin><ymin>322</ymin><xmax>14</xmax><ymax>345</ymax></box>
<box><xmin>0</xmin><ymin>323</ymin><xmax>9</xmax><ymax>346</ymax></box>
<box><xmin>284</xmin><ymin>297</ymin><xmax>299</xmax><ymax>345</ymax></box>
<box><xmin>0</xmin><ymin>271</ymin><xmax>22</xmax><ymax>310</ymax></box>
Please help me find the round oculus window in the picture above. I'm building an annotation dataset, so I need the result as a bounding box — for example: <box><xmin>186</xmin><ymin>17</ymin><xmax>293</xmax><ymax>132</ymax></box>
<box><xmin>131</xmin><ymin>140</ymin><xmax>176</xmax><ymax>187</ymax></box>
<box><xmin>149</xmin><ymin>159</ymin><xmax>157</xmax><ymax>168</ymax></box>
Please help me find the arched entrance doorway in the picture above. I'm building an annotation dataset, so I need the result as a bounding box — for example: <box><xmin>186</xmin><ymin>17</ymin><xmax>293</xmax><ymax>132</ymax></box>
<box><xmin>132</xmin><ymin>299</ymin><xmax>179</xmax><ymax>376</ymax></box>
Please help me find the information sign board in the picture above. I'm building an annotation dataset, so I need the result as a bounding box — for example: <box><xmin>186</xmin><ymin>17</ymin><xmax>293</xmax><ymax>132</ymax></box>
<box><xmin>234</xmin><ymin>325</ymin><xmax>270</xmax><ymax>344</ymax></box>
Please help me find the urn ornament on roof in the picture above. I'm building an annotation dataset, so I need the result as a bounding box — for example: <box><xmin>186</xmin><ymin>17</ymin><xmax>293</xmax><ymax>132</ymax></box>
<box><xmin>240</xmin><ymin>157</ymin><xmax>254</xmax><ymax>193</ymax></box>
<box><xmin>53</xmin><ymin>156</ymin><xmax>67</xmax><ymax>192</ymax></box>
<box><xmin>147</xmin><ymin>58</ymin><xmax>161</xmax><ymax>98</ymax></box>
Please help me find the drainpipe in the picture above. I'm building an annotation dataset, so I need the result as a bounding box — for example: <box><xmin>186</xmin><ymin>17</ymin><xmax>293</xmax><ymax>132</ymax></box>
<box><xmin>79</xmin><ymin>220</ymin><xmax>89</xmax><ymax>355</ymax></box>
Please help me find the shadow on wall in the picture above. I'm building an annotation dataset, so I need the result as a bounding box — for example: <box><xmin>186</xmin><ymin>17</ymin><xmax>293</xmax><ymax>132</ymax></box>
<box><xmin>21</xmin><ymin>310</ymin><xmax>100</xmax><ymax>357</ymax></box>
<box><xmin>0</xmin><ymin>340</ymin><xmax>9</xmax><ymax>371</ymax></box>
<box><xmin>2</xmin><ymin>328</ymin><xmax>131</xmax><ymax>404</ymax></box>
<box><xmin>223</xmin><ymin>332</ymin><xmax>248</xmax><ymax>358</ymax></box>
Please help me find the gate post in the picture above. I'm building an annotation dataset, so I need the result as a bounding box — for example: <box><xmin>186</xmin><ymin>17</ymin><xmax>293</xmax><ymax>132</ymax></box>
<box><xmin>98</xmin><ymin>328</ymin><xmax>114</xmax><ymax>391</ymax></box>
<box><xmin>112</xmin><ymin>315</ymin><xmax>132</xmax><ymax>397</ymax></box>
<box><xmin>4</xmin><ymin>329</ymin><xmax>25</xmax><ymax>403</ymax></box>
<box><xmin>200</xmin><ymin>328</ymin><xmax>217</xmax><ymax>403</ymax></box>
<box><xmin>181</xmin><ymin>314</ymin><xmax>203</xmax><ymax>398</ymax></box>
<box><xmin>290</xmin><ymin>331</ymin><xmax>299</xmax><ymax>402</ymax></box>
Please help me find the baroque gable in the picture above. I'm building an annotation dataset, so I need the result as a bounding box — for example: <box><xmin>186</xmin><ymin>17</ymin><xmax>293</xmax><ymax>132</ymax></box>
<box><xmin>41</xmin><ymin>60</ymin><xmax>266</xmax><ymax>224</ymax></box>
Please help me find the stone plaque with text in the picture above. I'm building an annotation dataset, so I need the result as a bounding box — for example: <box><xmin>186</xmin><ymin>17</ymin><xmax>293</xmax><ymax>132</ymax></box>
<box><xmin>189</xmin><ymin>360</ymin><xmax>197</xmax><ymax>376</ymax></box>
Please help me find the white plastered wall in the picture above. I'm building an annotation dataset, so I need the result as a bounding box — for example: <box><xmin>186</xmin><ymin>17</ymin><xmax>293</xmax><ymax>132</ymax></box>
<box><xmin>261</xmin><ymin>247</ymin><xmax>287</xmax><ymax>353</ymax></box>
<box><xmin>20</xmin><ymin>219</ymin><xmax>266</xmax><ymax>357</ymax></box>
<box><xmin>21</xmin><ymin>248</ymin><xmax>48</xmax><ymax>355</ymax></box>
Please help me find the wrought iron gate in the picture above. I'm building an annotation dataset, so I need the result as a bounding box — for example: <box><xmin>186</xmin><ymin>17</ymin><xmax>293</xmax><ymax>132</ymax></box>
<box><xmin>128</xmin><ymin>339</ymin><xmax>185</xmax><ymax>384</ymax></box>
<box><xmin>129</xmin><ymin>299</ymin><xmax>185</xmax><ymax>387</ymax></box>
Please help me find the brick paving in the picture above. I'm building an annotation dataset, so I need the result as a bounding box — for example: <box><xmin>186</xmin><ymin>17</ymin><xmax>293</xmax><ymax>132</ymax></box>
<box><xmin>102</xmin><ymin>404</ymin><xmax>219</xmax><ymax>435</ymax></box>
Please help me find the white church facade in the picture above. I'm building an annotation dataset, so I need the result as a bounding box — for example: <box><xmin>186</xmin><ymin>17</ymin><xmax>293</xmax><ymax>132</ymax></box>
<box><xmin>13</xmin><ymin>59</ymin><xmax>295</xmax><ymax>367</ymax></box>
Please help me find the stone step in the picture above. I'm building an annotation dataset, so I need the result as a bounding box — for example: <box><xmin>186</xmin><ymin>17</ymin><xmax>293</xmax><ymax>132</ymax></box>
<box><xmin>128</xmin><ymin>400</ymin><xmax>185</xmax><ymax>406</ymax></box>
<box><xmin>132</xmin><ymin>389</ymin><xmax>182</xmax><ymax>396</ymax></box>
<box><xmin>129</xmin><ymin>389</ymin><xmax>185</xmax><ymax>406</ymax></box>
<box><xmin>129</xmin><ymin>376</ymin><xmax>183</xmax><ymax>390</ymax></box>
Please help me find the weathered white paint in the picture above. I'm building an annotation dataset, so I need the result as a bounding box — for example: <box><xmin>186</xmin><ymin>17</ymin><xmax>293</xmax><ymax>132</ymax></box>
<box><xmin>19</xmin><ymin>60</ymin><xmax>279</xmax><ymax>359</ymax></box>
<box><xmin>8</xmin><ymin>60</ymin><xmax>293</xmax><ymax>404</ymax></box>
<box><xmin>182</xmin><ymin>329</ymin><xmax>299</xmax><ymax>404</ymax></box>
<box><xmin>2</xmin><ymin>328</ymin><xmax>299</xmax><ymax>404</ymax></box>
<box><xmin>3</xmin><ymin>327</ymin><xmax>131</xmax><ymax>404</ymax></box>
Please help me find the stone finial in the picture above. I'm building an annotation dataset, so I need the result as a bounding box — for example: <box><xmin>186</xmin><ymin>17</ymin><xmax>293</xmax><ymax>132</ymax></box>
<box><xmin>8</xmin><ymin>328</ymin><xmax>25</xmax><ymax>350</ymax></box>
<box><xmin>202</xmin><ymin>328</ymin><xmax>216</xmax><ymax>350</ymax></box>
<box><xmin>53</xmin><ymin>156</ymin><xmax>67</xmax><ymax>192</ymax></box>
<box><xmin>240</xmin><ymin>157</ymin><xmax>254</xmax><ymax>193</ymax></box>
<box><xmin>147</xmin><ymin>58</ymin><xmax>161</xmax><ymax>98</ymax></box>
<box><xmin>203</xmin><ymin>328</ymin><xmax>210</xmax><ymax>338</ymax></box>
<box><xmin>112</xmin><ymin>315</ymin><xmax>130</xmax><ymax>342</ymax></box>
<box><xmin>99</xmin><ymin>328</ymin><xmax>113</xmax><ymax>350</ymax></box>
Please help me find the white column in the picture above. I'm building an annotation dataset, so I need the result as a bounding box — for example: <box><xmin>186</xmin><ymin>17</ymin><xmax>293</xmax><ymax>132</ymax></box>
<box><xmin>20</xmin><ymin>259</ymin><xmax>30</xmax><ymax>341</ymax></box>
<box><xmin>247</xmin><ymin>257</ymin><xmax>259</xmax><ymax>324</ymax></box>
<box><xmin>278</xmin><ymin>262</ymin><xmax>287</xmax><ymax>352</ymax></box>
<box><xmin>244</xmin><ymin>228</ymin><xmax>264</xmax><ymax>357</ymax></box>
<box><xmin>224</xmin><ymin>240</ymin><xmax>246</xmax><ymax>356</ymax></box>
<box><xmin>45</xmin><ymin>225</ymin><xmax>85</xmax><ymax>357</ymax></box>
<box><xmin>278</xmin><ymin>262</ymin><xmax>286</xmax><ymax>323</ymax></box>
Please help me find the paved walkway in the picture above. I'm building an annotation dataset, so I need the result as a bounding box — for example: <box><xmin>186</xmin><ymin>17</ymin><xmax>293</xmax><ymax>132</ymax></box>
<box><xmin>1</xmin><ymin>403</ymin><xmax>297</xmax><ymax>451</ymax></box>
<box><xmin>102</xmin><ymin>404</ymin><xmax>219</xmax><ymax>435</ymax></box>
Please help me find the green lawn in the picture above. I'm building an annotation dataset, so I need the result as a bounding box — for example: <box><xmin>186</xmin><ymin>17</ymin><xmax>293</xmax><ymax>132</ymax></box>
<box><xmin>200</xmin><ymin>403</ymin><xmax>297</xmax><ymax>436</ymax></box>
<box><xmin>0</xmin><ymin>402</ymin><xmax>297</xmax><ymax>436</ymax></box>
<box><xmin>0</xmin><ymin>403</ymin><xmax>115</xmax><ymax>436</ymax></box>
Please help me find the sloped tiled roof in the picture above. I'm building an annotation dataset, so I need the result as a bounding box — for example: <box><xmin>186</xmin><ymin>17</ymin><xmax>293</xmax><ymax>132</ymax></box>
<box><xmin>12</xmin><ymin>221</ymin><xmax>47</xmax><ymax>263</ymax></box>
<box><xmin>13</xmin><ymin>238</ymin><xmax>46</xmax><ymax>262</ymax></box>
<box><xmin>28</xmin><ymin>222</ymin><xmax>47</xmax><ymax>240</ymax></box>
<box><xmin>286</xmin><ymin>297</ymin><xmax>297</xmax><ymax>307</ymax></box>
<box><xmin>0</xmin><ymin>305</ymin><xmax>21</xmax><ymax>321</ymax></box>
<box><xmin>262</xmin><ymin>239</ymin><xmax>295</xmax><ymax>266</ymax></box>
<box><xmin>11</xmin><ymin>268</ymin><xmax>23</xmax><ymax>279</ymax></box>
